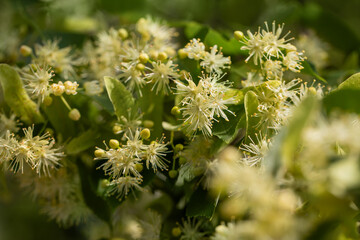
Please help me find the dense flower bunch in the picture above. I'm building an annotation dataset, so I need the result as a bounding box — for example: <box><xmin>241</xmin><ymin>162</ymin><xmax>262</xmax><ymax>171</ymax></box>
<box><xmin>1</xmin><ymin>14</ymin><xmax>360</xmax><ymax>240</ymax></box>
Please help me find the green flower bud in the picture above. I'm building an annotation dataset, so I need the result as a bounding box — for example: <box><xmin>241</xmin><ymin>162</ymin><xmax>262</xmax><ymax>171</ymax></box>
<box><xmin>175</xmin><ymin>144</ymin><xmax>184</xmax><ymax>152</ymax></box>
<box><xmin>94</xmin><ymin>149</ymin><xmax>105</xmax><ymax>158</ymax></box>
<box><xmin>308</xmin><ymin>87</ymin><xmax>317</xmax><ymax>96</ymax></box>
<box><xmin>113</xmin><ymin>125</ymin><xmax>122</xmax><ymax>134</ymax></box>
<box><xmin>178</xmin><ymin>49</ymin><xmax>188</xmax><ymax>59</ymax></box>
<box><xmin>179</xmin><ymin>156</ymin><xmax>187</xmax><ymax>165</ymax></box>
<box><xmin>234</xmin><ymin>31</ymin><xmax>244</xmax><ymax>41</ymax></box>
<box><xmin>139</xmin><ymin>52</ymin><xmax>149</xmax><ymax>63</ymax></box>
<box><xmin>171</xmin><ymin>106</ymin><xmax>181</xmax><ymax>115</ymax></box>
<box><xmin>158</xmin><ymin>52</ymin><xmax>168</xmax><ymax>61</ymax></box>
<box><xmin>140</xmin><ymin>128</ymin><xmax>151</xmax><ymax>139</ymax></box>
<box><xmin>43</xmin><ymin>96</ymin><xmax>53</xmax><ymax>106</ymax></box>
<box><xmin>169</xmin><ymin>170</ymin><xmax>178</xmax><ymax>178</ymax></box>
<box><xmin>135</xmin><ymin>163</ymin><xmax>143</xmax><ymax>172</ymax></box>
<box><xmin>118</xmin><ymin>28</ymin><xmax>128</xmax><ymax>39</ymax></box>
<box><xmin>143</xmin><ymin>120</ymin><xmax>154</xmax><ymax>128</ymax></box>
<box><xmin>109</xmin><ymin>139</ymin><xmax>120</xmax><ymax>149</ymax></box>
<box><xmin>172</xmin><ymin>227</ymin><xmax>182</xmax><ymax>237</ymax></box>
<box><xmin>68</xmin><ymin>108</ymin><xmax>81</xmax><ymax>121</ymax></box>
<box><xmin>136</xmin><ymin>63</ymin><xmax>145</xmax><ymax>71</ymax></box>
<box><xmin>20</xmin><ymin>45</ymin><xmax>33</xmax><ymax>57</ymax></box>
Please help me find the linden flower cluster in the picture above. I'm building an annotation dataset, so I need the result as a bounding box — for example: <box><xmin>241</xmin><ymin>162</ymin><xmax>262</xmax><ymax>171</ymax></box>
<box><xmin>94</xmin><ymin>128</ymin><xmax>169</xmax><ymax>198</ymax></box>
<box><xmin>235</xmin><ymin>21</ymin><xmax>305</xmax><ymax>81</ymax></box>
<box><xmin>175</xmin><ymin>73</ymin><xmax>234</xmax><ymax>137</ymax></box>
<box><xmin>0</xmin><ymin>126</ymin><xmax>64</xmax><ymax>176</ymax></box>
<box><xmin>83</xmin><ymin>17</ymin><xmax>179</xmax><ymax>96</ymax></box>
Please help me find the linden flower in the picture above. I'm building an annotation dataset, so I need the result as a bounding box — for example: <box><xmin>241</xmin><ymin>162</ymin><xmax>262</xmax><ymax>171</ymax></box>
<box><xmin>283</xmin><ymin>51</ymin><xmax>305</xmax><ymax>72</ymax></box>
<box><xmin>34</xmin><ymin>40</ymin><xmax>79</xmax><ymax>79</ymax></box>
<box><xmin>240</xmin><ymin>134</ymin><xmax>272</xmax><ymax>166</ymax></box>
<box><xmin>183</xmin><ymin>38</ymin><xmax>206</xmax><ymax>60</ymax></box>
<box><xmin>21</xmin><ymin>64</ymin><xmax>54</xmax><ymax>103</ymax></box>
<box><xmin>145</xmin><ymin>60</ymin><xmax>179</xmax><ymax>95</ymax></box>
<box><xmin>83</xmin><ymin>80</ymin><xmax>103</xmax><ymax>96</ymax></box>
<box><xmin>263</xmin><ymin>59</ymin><xmax>283</xmax><ymax>80</ymax></box>
<box><xmin>118</xmin><ymin>62</ymin><xmax>146</xmax><ymax>94</ymax></box>
<box><xmin>107</xmin><ymin>176</ymin><xmax>143</xmax><ymax>199</ymax></box>
<box><xmin>0</xmin><ymin>112</ymin><xmax>19</xmax><ymax>137</ymax></box>
<box><xmin>0</xmin><ymin>131</ymin><xmax>18</xmax><ymax>163</ymax></box>
<box><xmin>200</xmin><ymin>45</ymin><xmax>231</xmax><ymax>74</ymax></box>
<box><xmin>241</xmin><ymin>30</ymin><xmax>265</xmax><ymax>65</ymax></box>
<box><xmin>124</xmin><ymin>129</ymin><xmax>146</xmax><ymax>158</ymax></box>
<box><xmin>143</xmin><ymin>137</ymin><xmax>169</xmax><ymax>171</ymax></box>
<box><xmin>7</xmin><ymin>126</ymin><xmax>64</xmax><ymax>176</ymax></box>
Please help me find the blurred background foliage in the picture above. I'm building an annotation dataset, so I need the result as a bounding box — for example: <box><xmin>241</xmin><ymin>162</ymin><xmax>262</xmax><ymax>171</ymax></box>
<box><xmin>0</xmin><ymin>0</ymin><xmax>359</xmax><ymax>239</ymax></box>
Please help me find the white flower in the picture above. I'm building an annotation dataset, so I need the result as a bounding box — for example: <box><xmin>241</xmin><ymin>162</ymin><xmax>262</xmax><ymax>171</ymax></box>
<box><xmin>183</xmin><ymin>38</ymin><xmax>206</xmax><ymax>60</ymax></box>
<box><xmin>64</xmin><ymin>80</ymin><xmax>79</xmax><ymax>95</ymax></box>
<box><xmin>241</xmin><ymin>30</ymin><xmax>265</xmax><ymax>65</ymax></box>
<box><xmin>263</xmin><ymin>59</ymin><xmax>283</xmax><ymax>80</ymax></box>
<box><xmin>143</xmin><ymin>137</ymin><xmax>169</xmax><ymax>171</ymax></box>
<box><xmin>180</xmin><ymin>218</ymin><xmax>207</xmax><ymax>240</ymax></box>
<box><xmin>118</xmin><ymin>62</ymin><xmax>146</xmax><ymax>94</ymax></box>
<box><xmin>145</xmin><ymin>60</ymin><xmax>179</xmax><ymax>95</ymax></box>
<box><xmin>0</xmin><ymin>112</ymin><xmax>19</xmax><ymax>136</ymax></box>
<box><xmin>21</xmin><ymin>64</ymin><xmax>54</xmax><ymax>103</ymax></box>
<box><xmin>107</xmin><ymin>176</ymin><xmax>143</xmax><ymax>199</ymax></box>
<box><xmin>283</xmin><ymin>51</ymin><xmax>304</xmax><ymax>72</ymax></box>
<box><xmin>200</xmin><ymin>45</ymin><xmax>231</xmax><ymax>74</ymax></box>
<box><xmin>240</xmin><ymin>134</ymin><xmax>271</xmax><ymax>166</ymax></box>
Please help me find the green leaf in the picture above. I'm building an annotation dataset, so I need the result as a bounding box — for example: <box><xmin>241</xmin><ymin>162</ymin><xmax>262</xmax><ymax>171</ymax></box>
<box><xmin>204</xmin><ymin>29</ymin><xmax>245</xmax><ymax>55</ymax></box>
<box><xmin>0</xmin><ymin>64</ymin><xmax>44</xmax><ymax>124</ymax></box>
<box><xmin>66</xmin><ymin>129</ymin><xmax>100</xmax><ymax>155</ymax></box>
<box><xmin>338</xmin><ymin>72</ymin><xmax>360</xmax><ymax>90</ymax></box>
<box><xmin>265</xmin><ymin>95</ymin><xmax>318</xmax><ymax>175</ymax></box>
<box><xmin>301</xmin><ymin>60</ymin><xmax>327</xmax><ymax>83</ymax></box>
<box><xmin>43</xmin><ymin>97</ymin><xmax>75</xmax><ymax>141</ymax></box>
<box><xmin>212</xmin><ymin>104</ymin><xmax>245</xmax><ymax>144</ymax></box>
<box><xmin>104</xmin><ymin>76</ymin><xmax>135</xmax><ymax>120</ymax></box>
<box><xmin>184</xmin><ymin>21</ymin><xmax>208</xmax><ymax>39</ymax></box>
<box><xmin>323</xmin><ymin>89</ymin><xmax>360</xmax><ymax>114</ymax></box>
<box><xmin>186</xmin><ymin>187</ymin><xmax>218</xmax><ymax>218</ymax></box>
<box><xmin>244</xmin><ymin>91</ymin><xmax>260</xmax><ymax>141</ymax></box>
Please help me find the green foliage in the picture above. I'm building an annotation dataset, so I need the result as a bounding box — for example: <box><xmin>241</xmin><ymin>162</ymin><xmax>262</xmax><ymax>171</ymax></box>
<box><xmin>0</xmin><ymin>64</ymin><xmax>44</xmax><ymax>124</ymax></box>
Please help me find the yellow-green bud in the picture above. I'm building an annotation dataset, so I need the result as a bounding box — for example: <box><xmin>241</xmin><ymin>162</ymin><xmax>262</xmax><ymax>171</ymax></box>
<box><xmin>94</xmin><ymin>149</ymin><xmax>105</xmax><ymax>158</ymax></box>
<box><xmin>171</xmin><ymin>106</ymin><xmax>181</xmax><ymax>115</ymax></box>
<box><xmin>143</xmin><ymin>120</ymin><xmax>154</xmax><ymax>128</ymax></box>
<box><xmin>139</xmin><ymin>52</ymin><xmax>149</xmax><ymax>63</ymax></box>
<box><xmin>172</xmin><ymin>227</ymin><xmax>182</xmax><ymax>237</ymax></box>
<box><xmin>135</xmin><ymin>163</ymin><xmax>143</xmax><ymax>172</ymax></box>
<box><xmin>140</xmin><ymin>128</ymin><xmax>151</xmax><ymax>140</ymax></box>
<box><xmin>179</xmin><ymin>156</ymin><xmax>187</xmax><ymax>165</ymax></box>
<box><xmin>20</xmin><ymin>45</ymin><xmax>32</xmax><ymax>57</ymax></box>
<box><xmin>100</xmin><ymin>179</ymin><xmax>110</xmax><ymax>188</ymax></box>
<box><xmin>109</xmin><ymin>139</ymin><xmax>120</xmax><ymax>149</ymax></box>
<box><xmin>169</xmin><ymin>170</ymin><xmax>178</xmax><ymax>178</ymax></box>
<box><xmin>158</xmin><ymin>52</ymin><xmax>168</xmax><ymax>61</ymax></box>
<box><xmin>118</xmin><ymin>28</ymin><xmax>128</xmax><ymax>39</ymax></box>
<box><xmin>113</xmin><ymin>125</ymin><xmax>122</xmax><ymax>134</ymax></box>
<box><xmin>234</xmin><ymin>31</ymin><xmax>244</xmax><ymax>41</ymax></box>
<box><xmin>45</xmin><ymin>128</ymin><xmax>54</xmax><ymax>136</ymax></box>
<box><xmin>178</xmin><ymin>49</ymin><xmax>188</xmax><ymax>59</ymax></box>
<box><xmin>68</xmin><ymin>108</ymin><xmax>81</xmax><ymax>121</ymax></box>
<box><xmin>136</xmin><ymin>63</ymin><xmax>145</xmax><ymax>71</ymax></box>
<box><xmin>43</xmin><ymin>96</ymin><xmax>53</xmax><ymax>106</ymax></box>
<box><xmin>165</xmin><ymin>47</ymin><xmax>176</xmax><ymax>57</ymax></box>
<box><xmin>149</xmin><ymin>50</ymin><xmax>158</xmax><ymax>60</ymax></box>
<box><xmin>308</xmin><ymin>87</ymin><xmax>317</xmax><ymax>96</ymax></box>
<box><xmin>175</xmin><ymin>144</ymin><xmax>184</xmax><ymax>152</ymax></box>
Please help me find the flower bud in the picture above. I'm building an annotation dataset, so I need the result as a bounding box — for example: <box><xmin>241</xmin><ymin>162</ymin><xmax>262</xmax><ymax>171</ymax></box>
<box><xmin>308</xmin><ymin>87</ymin><xmax>317</xmax><ymax>96</ymax></box>
<box><xmin>94</xmin><ymin>149</ymin><xmax>106</xmax><ymax>158</ymax></box>
<box><xmin>51</xmin><ymin>82</ymin><xmax>65</xmax><ymax>96</ymax></box>
<box><xmin>179</xmin><ymin>156</ymin><xmax>187</xmax><ymax>165</ymax></box>
<box><xmin>158</xmin><ymin>52</ymin><xmax>168</xmax><ymax>61</ymax></box>
<box><xmin>171</xmin><ymin>106</ymin><xmax>181</xmax><ymax>115</ymax></box>
<box><xmin>175</xmin><ymin>144</ymin><xmax>184</xmax><ymax>152</ymax></box>
<box><xmin>20</xmin><ymin>45</ymin><xmax>32</xmax><ymax>57</ymax></box>
<box><xmin>136</xmin><ymin>63</ymin><xmax>145</xmax><ymax>71</ymax></box>
<box><xmin>169</xmin><ymin>170</ymin><xmax>178</xmax><ymax>178</ymax></box>
<box><xmin>234</xmin><ymin>31</ymin><xmax>244</xmax><ymax>41</ymax></box>
<box><xmin>165</xmin><ymin>47</ymin><xmax>176</xmax><ymax>57</ymax></box>
<box><xmin>109</xmin><ymin>139</ymin><xmax>120</xmax><ymax>149</ymax></box>
<box><xmin>172</xmin><ymin>227</ymin><xmax>181</xmax><ymax>237</ymax></box>
<box><xmin>143</xmin><ymin>120</ymin><xmax>154</xmax><ymax>128</ymax></box>
<box><xmin>178</xmin><ymin>49</ymin><xmax>188</xmax><ymax>59</ymax></box>
<box><xmin>113</xmin><ymin>125</ymin><xmax>122</xmax><ymax>134</ymax></box>
<box><xmin>135</xmin><ymin>163</ymin><xmax>143</xmax><ymax>172</ymax></box>
<box><xmin>139</xmin><ymin>52</ymin><xmax>149</xmax><ymax>63</ymax></box>
<box><xmin>64</xmin><ymin>81</ymin><xmax>79</xmax><ymax>95</ymax></box>
<box><xmin>149</xmin><ymin>50</ymin><xmax>158</xmax><ymax>60</ymax></box>
<box><xmin>118</xmin><ymin>28</ymin><xmax>128</xmax><ymax>39</ymax></box>
<box><xmin>43</xmin><ymin>96</ymin><xmax>53</xmax><ymax>106</ymax></box>
<box><xmin>100</xmin><ymin>179</ymin><xmax>110</xmax><ymax>188</ymax></box>
<box><xmin>140</xmin><ymin>128</ymin><xmax>151</xmax><ymax>140</ymax></box>
<box><xmin>68</xmin><ymin>108</ymin><xmax>81</xmax><ymax>121</ymax></box>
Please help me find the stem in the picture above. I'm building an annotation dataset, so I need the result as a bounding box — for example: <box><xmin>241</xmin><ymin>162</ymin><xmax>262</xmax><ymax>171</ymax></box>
<box><xmin>60</xmin><ymin>95</ymin><xmax>72</xmax><ymax>111</ymax></box>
